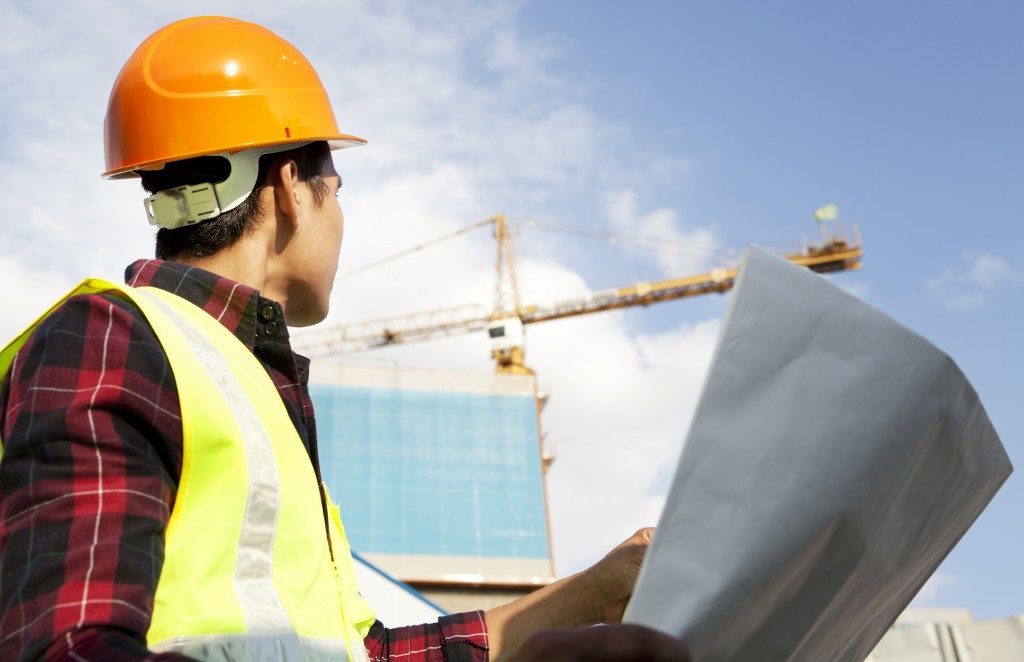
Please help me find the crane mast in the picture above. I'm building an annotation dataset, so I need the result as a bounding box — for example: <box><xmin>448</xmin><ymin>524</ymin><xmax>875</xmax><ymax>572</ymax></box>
<box><xmin>293</xmin><ymin>215</ymin><xmax>863</xmax><ymax>373</ymax></box>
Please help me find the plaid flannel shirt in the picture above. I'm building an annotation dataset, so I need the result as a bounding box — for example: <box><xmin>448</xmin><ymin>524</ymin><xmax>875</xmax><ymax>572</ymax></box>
<box><xmin>0</xmin><ymin>259</ymin><xmax>489</xmax><ymax>661</ymax></box>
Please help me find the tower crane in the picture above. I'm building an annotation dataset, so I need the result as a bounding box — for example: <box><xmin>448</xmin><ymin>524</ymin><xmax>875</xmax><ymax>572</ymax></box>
<box><xmin>293</xmin><ymin>214</ymin><xmax>863</xmax><ymax>374</ymax></box>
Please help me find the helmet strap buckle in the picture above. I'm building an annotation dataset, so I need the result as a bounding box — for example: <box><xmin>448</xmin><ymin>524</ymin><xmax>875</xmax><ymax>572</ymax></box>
<box><xmin>144</xmin><ymin>183</ymin><xmax>222</xmax><ymax>229</ymax></box>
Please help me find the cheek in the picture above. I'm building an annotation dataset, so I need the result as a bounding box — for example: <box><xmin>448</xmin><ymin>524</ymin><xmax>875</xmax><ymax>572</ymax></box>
<box><xmin>326</xmin><ymin>209</ymin><xmax>344</xmax><ymax>273</ymax></box>
<box><xmin>333</xmin><ymin>207</ymin><xmax>344</xmax><ymax>255</ymax></box>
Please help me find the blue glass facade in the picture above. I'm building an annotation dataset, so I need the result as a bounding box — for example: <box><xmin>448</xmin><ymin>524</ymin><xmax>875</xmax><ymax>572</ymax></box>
<box><xmin>310</xmin><ymin>383</ymin><xmax>551</xmax><ymax>563</ymax></box>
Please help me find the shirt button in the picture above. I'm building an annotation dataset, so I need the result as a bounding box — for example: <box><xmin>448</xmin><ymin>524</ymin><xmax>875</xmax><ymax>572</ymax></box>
<box><xmin>260</xmin><ymin>304</ymin><xmax>277</xmax><ymax>321</ymax></box>
<box><xmin>265</xmin><ymin>321</ymin><xmax>279</xmax><ymax>336</ymax></box>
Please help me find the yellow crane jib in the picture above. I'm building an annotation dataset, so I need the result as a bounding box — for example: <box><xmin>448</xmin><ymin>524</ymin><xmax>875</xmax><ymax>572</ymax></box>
<box><xmin>292</xmin><ymin>216</ymin><xmax>864</xmax><ymax>375</ymax></box>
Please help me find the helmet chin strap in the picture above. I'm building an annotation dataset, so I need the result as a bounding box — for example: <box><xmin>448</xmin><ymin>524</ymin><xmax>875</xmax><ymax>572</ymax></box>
<box><xmin>142</xmin><ymin>142</ymin><xmax>313</xmax><ymax>230</ymax></box>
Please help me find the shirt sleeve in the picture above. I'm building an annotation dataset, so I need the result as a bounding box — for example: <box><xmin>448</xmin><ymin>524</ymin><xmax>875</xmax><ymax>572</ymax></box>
<box><xmin>0</xmin><ymin>293</ymin><xmax>193</xmax><ymax>661</ymax></box>
<box><xmin>363</xmin><ymin>611</ymin><xmax>489</xmax><ymax>662</ymax></box>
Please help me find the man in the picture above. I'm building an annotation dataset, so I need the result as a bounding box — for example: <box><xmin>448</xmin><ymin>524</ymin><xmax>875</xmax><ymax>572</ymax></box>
<box><xmin>0</xmin><ymin>17</ymin><xmax>689</xmax><ymax>661</ymax></box>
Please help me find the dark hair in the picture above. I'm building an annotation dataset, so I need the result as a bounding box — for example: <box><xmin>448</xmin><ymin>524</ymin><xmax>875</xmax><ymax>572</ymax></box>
<box><xmin>140</xmin><ymin>141</ymin><xmax>332</xmax><ymax>260</ymax></box>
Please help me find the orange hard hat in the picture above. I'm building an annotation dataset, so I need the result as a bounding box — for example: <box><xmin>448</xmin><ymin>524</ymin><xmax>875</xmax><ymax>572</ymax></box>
<box><xmin>103</xmin><ymin>16</ymin><xmax>364</xmax><ymax>179</ymax></box>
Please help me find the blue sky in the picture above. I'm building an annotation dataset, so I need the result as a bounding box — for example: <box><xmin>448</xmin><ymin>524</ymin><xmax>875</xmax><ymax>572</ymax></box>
<box><xmin>0</xmin><ymin>0</ymin><xmax>1020</xmax><ymax>621</ymax></box>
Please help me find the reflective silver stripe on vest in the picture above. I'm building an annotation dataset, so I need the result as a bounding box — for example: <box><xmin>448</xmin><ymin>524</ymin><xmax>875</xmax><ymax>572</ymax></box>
<box><xmin>139</xmin><ymin>290</ymin><xmax>294</xmax><ymax>637</ymax></box>
<box><xmin>150</xmin><ymin>633</ymin><xmax>357</xmax><ymax>662</ymax></box>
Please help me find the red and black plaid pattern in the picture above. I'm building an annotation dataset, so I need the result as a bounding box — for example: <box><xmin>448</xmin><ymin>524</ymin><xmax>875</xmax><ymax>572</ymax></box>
<box><xmin>365</xmin><ymin>610</ymin><xmax>489</xmax><ymax>662</ymax></box>
<box><xmin>0</xmin><ymin>259</ymin><xmax>488</xmax><ymax>661</ymax></box>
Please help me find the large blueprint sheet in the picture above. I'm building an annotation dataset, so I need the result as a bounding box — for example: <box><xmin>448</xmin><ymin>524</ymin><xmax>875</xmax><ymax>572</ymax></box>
<box><xmin>624</xmin><ymin>247</ymin><xmax>1012</xmax><ymax>661</ymax></box>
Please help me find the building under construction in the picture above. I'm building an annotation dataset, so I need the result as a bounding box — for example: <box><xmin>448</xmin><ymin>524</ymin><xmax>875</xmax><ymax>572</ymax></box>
<box><xmin>310</xmin><ymin>362</ymin><xmax>553</xmax><ymax>611</ymax></box>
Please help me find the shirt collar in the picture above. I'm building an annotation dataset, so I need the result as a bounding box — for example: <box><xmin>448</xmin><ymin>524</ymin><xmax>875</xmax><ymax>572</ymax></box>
<box><xmin>124</xmin><ymin>258</ymin><xmax>288</xmax><ymax>352</ymax></box>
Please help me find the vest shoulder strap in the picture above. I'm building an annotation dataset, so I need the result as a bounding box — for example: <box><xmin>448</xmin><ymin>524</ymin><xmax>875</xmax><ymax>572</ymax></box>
<box><xmin>0</xmin><ymin>278</ymin><xmax>125</xmax><ymax>382</ymax></box>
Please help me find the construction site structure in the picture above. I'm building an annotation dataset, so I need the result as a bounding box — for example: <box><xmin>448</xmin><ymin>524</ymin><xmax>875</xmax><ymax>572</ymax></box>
<box><xmin>309</xmin><ymin>361</ymin><xmax>552</xmax><ymax>612</ymax></box>
<box><xmin>868</xmin><ymin>609</ymin><xmax>1024</xmax><ymax>661</ymax></box>
<box><xmin>294</xmin><ymin>214</ymin><xmax>863</xmax><ymax>375</ymax></box>
<box><xmin>298</xmin><ymin>213</ymin><xmax>863</xmax><ymax>612</ymax></box>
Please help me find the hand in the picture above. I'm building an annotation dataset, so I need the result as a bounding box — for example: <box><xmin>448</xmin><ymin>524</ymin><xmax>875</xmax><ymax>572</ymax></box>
<box><xmin>587</xmin><ymin>527</ymin><xmax>655</xmax><ymax>623</ymax></box>
<box><xmin>500</xmin><ymin>624</ymin><xmax>691</xmax><ymax>662</ymax></box>
<box><xmin>482</xmin><ymin>527</ymin><xmax>657</xmax><ymax>657</ymax></box>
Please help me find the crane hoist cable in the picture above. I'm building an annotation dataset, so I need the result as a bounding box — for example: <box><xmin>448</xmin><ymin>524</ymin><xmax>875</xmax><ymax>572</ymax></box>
<box><xmin>337</xmin><ymin>215</ymin><xmax>778</xmax><ymax>283</ymax></box>
<box><xmin>337</xmin><ymin>216</ymin><xmax>495</xmax><ymax>281</ymax></box>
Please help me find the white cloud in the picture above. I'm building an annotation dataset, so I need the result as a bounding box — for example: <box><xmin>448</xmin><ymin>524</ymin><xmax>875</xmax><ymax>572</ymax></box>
<box><xmin>966</xmin><ymin>253</ymin><xmax>1018</xmax><ymax>288</ymax></box>
<box><xmin>604</xmin><ymin>190</ymin><xmax>721</xmax><ymax>279</ymax></box>
<box><xmin>530</xmin><ymin>316</ymin><xmax>720</xmax><ymax>572</ymax></box>
<box><xmin>1</xmin><ymin>1</ymin><xmax>716</xmax><ymax>594</ymax></box>
<box><xmin>0</xmin><ymin>255</ymin><xmax>77</xmax><ymax>342</ymax></box>
<box><xmin>911</xmin><ymin>571</ymin><xmax>959</xmax><ymax>605</ymax></box>
<box><xmin>926</xmin><ymin>252</ymin><xmax>1020</xmax><ymax>311</ymax></box>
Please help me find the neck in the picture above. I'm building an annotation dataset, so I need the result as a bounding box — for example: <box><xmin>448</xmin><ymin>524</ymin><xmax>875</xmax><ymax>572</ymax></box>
<box><xmin>177</xmin><ymin>235</ymin><xmax>290</xmax><ymax>311</ymax></box>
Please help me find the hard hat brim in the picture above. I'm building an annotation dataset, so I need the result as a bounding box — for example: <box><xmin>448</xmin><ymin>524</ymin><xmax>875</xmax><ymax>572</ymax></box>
<box><xmin>104</xmin><ymin>134</ymin><xmax>366</xmax><ymax>180</ymax></box>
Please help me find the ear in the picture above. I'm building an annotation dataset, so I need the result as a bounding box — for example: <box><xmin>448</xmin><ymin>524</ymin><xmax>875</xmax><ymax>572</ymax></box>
<box><xmin>272</xmin><ymin>158</ymin><xmax>304</xmax><ymax>229</ymax></box>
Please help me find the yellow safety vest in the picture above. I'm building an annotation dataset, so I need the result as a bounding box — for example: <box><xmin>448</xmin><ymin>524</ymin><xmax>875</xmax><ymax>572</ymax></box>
<box><xmin>0</xmin><ymin>279</ymin><xmax>376</xmax><ymax>661</ymax></box>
